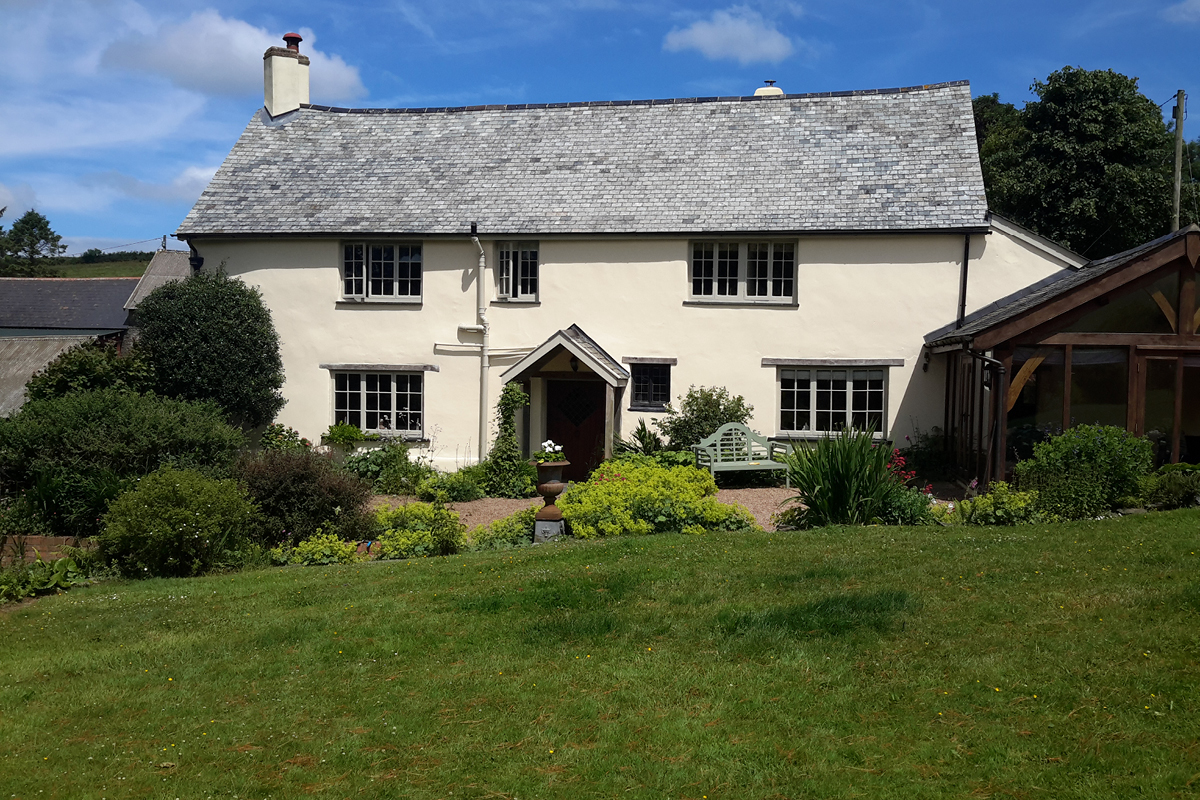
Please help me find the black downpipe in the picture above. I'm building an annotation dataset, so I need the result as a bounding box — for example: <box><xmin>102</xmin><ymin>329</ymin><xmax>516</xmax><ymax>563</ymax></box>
<box><xmin>955</xmin><ymin>234</ymin><xmax>971</xmax><ymax>329</ymax></box>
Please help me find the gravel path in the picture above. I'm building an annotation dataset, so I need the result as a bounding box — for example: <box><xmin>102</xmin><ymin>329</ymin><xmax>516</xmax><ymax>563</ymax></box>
<box><xmin>375</xmin><ymin>487</ymin><xmax>795</xmax><ymax>531</ymax></box>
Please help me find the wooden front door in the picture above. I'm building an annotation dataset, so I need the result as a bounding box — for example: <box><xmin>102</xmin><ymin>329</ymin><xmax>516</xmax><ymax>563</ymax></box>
<box><xmin>546</xmin><ymin>380</ymin><xmax>606</xmax><ymax>482</ymax></box>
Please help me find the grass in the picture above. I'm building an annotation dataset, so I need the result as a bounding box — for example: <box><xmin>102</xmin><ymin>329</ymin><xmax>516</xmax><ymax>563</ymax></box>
<box><xmin>2</xmin><ymin>511</ymin><xmax>1199</xmax><ymax>798</ymax></box>
<box><xmin>55</xmin><ymin>261</ymin><xmax>149</xmax><ymax>278</ymax></box>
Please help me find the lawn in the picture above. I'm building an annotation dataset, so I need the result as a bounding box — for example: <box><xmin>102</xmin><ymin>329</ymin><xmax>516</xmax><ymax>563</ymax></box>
<box><xmin>2</xmin><ymin>511</ymin><xmax>1198</xmax><ymax>799</ymax></box>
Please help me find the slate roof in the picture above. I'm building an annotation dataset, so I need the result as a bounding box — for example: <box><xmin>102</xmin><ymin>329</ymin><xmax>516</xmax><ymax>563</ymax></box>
<box><xmin>177</xmin><ymin>82</ymin><xmax>987</xmax><ymax>238</ymax></box>
<box><xmin>562</xmin><ymin>325</ymin><xmax>629</xmax><ymax>381</ymax></box>
<box><xmin>0</xmin><ymin>335</ymin><xmax>96</xmax><ymax>416</ymax></box>
<box><xmin>125</xmin><ymin>250</ymin><xmax>190</xmax><ymax>310</ymax></box>
<box><xmin>0</xmin><ymin>278</ymin><xmax>138</xmax><ymax>331</ymax></box>
<box><xmin>927</xmin><ymin>224</ymin><xmax>1200</xmax><ymax>348</ymax></box>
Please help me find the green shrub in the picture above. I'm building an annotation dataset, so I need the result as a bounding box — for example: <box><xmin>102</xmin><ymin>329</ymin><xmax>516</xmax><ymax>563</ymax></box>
<box><xmin>558</xmin><ymin>459</ymin><xmax>755</xmax><ymax>538</ymax></box>
<box><xmin>286</xmin><ymin>531</ymin><xmax>361</xmax><ymax>566</ymax></box>
<box><xmin>876</xmin><ymin>484</ymin><xmax>936</xmax><ymax>526</ymax></box>
<box><xmin>375</xmin><ymin>502</ymin><xmax>466</xmax><ymax>558</ymax></box>
<box><xmin>901</xmin><ymin>424</ymin><xmax>954</xmax><ymax>481</ymax></box>
<box><xmin>259</xmin><ymin>423</ymin><xmax>311</xmax><ymax>451</ymax></box>
<box><xmin>324</xmin><ymin>422</ymin><xmax>375</xmax><ymax>447</ymax></box>
<box><xmin>951</xmin><ymin>482</ymin><xmax>1043</xmax><ymax>525</ymax></box>
<box><xmin>343</xmin><ymin>441</ymin><xmax>436</xmax><ymax>495</ymax></box>
<box><xmin>233</xmin><ymin>449</ymin><xmax>375</xmax><ymax>546</ymax></box>
<box><xmin>416</xmin><ymin>470</ymin><xmax>485</xmax><ymax>503</ymax></box>
<box><xmin>613</xmin><ymin>419</ymin><xmax>664</xmax><ymax>456</ymax></box>
<box><xmin>136</xmin><ymin>270</ymin><xmax>285</xmax><ymax>428</ymax></box>
<box><xmin>1013</xmin><ymin>425</ymin><xmax>1153</xmax><ymax>520</ymax></box>
<box><xmin>1144</xmin><ymin>470</ymin><xmax>1200</xmax><ymax>510</ymax></box>
<box><xmin>24</xmin><ymin>341</ymin><xmax>154</xmax><ymax>401</ymax></box>
<box><xmin>97</xmin><ymin>466</ymin><xmax>262</xmax><ymax>578</ymax></box>
<box><xmin>0</xmin><ymin>389</ymin><xmax>246</xmax><ymax>537</ymax></box>
<box><xmin>479</xmin><ymin>382</ymin><xmax>537</xmax><ymax>498</ymax></box>
<box><xmin>0</xmin><ymin>557</ymin><xmax>90</xmax><ymax>604</ymax></box>
<box><xmin>653</xmin><ymin>386</ymin><xmax>753</xmax><ymax>450</ymax></box>
<box><xmin>468</xmin><ymin>507</ymin><xmax>536</xmax><ymax>551</ymax></box>
<box><xmin>779</xmin><ymin>428</ymin><xmax>900</xmax><ymax>528</ymax></box>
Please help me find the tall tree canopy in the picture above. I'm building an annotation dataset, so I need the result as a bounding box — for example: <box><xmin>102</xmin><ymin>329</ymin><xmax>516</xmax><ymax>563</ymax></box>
<box><xmin>1</xmin><ymin>209</ymin><xmax>66</xmax><ymax>276</ymax></box>
<box><xmin>976</xmin><ymin>67</ymin><xmax>1195</xmax><ymax>259</ymax></box>
<box><xmin>135</xmin><ymin>270</ymin><xmax>286</xmax><ymax>429</ymax></box>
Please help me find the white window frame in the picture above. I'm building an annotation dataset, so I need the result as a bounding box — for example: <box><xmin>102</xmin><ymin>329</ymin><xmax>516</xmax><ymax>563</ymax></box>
<box><xmin>496</xmin><ymin>241</ymin><xmax>539</xmax><ymax>302</ymax></box>
<box><xmin>332</xmin><ymin>370</ymin><xmax>425</xmax><ymax>438</ymax></box>
<box><xmin>774</xmin><ymin>364</ymin><xmax>892</xmax><ymax>439</ymax></box>
<box><xmin>341</xmin><ymin>242</ymin><xmax>422</xmax><ymax>302</ymax></box>
<box><xmin>689</xmin><ymin>241</ymin><xmax>796</xmax><ymax>304</ymax></box>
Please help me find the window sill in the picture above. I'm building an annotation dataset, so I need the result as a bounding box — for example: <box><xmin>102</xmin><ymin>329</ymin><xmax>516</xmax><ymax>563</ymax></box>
<box><xmin>492</xmin><ymin>298</ymin><xmax>540</xmax><ymax>306</ymax></box>
<box><xmin>774</xmin><ymin>431</ymin><xmax>887</xmax><ymax>442</ymax></box>
<box><xmin>628</xmin><ymin>404</ymin><xmax>668</xmax><ymax>413</ymax></box>
<box><xmin>337</xmin><ymin>298</ymin><xmax>422</xmax><ymax>307</ymax></box>
<box><xmin>683</xmin><ymin>299</ymin><xmax>798</xmax><ymax>308</ymax></box>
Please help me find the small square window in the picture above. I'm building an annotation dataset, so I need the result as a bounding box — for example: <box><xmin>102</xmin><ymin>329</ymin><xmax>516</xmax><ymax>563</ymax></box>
<box><xmin>630</xmin><ymin>363</ymin><xmax>671</xmax><ymax>410</ymax></box>
<box><xmin>498</xmin><ymin>242</ymin><xmax>539</xmax><ymax>301</ymax></box>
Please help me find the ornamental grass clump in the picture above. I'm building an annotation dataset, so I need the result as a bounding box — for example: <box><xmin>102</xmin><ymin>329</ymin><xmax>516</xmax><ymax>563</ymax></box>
<box><xmin>779</xmin><ymin>428</ymin><xmax>927</xmax><ymax>528</ymax></box>
<box><xmin>558</xmin><ymin>458</ymin><xmax>755</xmax><ymax>538</ymax></box>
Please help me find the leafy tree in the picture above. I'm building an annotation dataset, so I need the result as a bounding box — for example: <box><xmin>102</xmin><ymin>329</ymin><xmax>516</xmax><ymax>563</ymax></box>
<box><xmin>653</xmin><ymin>385</ymin><xmax>753</xmax><ymax>450</ymax></box>
<box><xmin>1</xmin><ymin>209</ymin><xmax>65</xmax><ymax>277</ymax></box>
<box><xmin>976</xmin><ymin>67</ymin><xmax>1176</xmax><ymax>258</ymax></box>
<box><xmin>135</xmin><ymin>270</ymin><xmax>286</xmax><ymax>428</ymax></box>
<box><xmin>25</xmin><ymin>341</ymin><xmax>154</xmax><ymax>401</ymax></box>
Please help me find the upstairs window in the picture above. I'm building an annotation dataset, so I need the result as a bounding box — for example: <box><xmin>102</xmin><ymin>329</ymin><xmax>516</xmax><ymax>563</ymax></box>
<box><xmin>691</xmin><ymin>241</ymin><xmax>795</xmax><ymax>303</ymax></box>
<box><xmin>343</xmin><ymin>243</ymin><xmax>422</xmax><ymax>300</ymax></box>
<box><xmin>497</xmin><ymin>242</ymin><xmax>539</xmax><ymax>301</ymax></box>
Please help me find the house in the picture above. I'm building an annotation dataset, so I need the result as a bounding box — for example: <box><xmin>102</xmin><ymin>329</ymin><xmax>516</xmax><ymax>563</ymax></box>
<box><xmin>175</xmin><ymin>33</ymin><xmax>1087</xmax><ymax>479</ymax></box>
<box><xmin>0</xmin><ymin>249</ymin><xmax>190</xmax><ymax>415</ymax></box>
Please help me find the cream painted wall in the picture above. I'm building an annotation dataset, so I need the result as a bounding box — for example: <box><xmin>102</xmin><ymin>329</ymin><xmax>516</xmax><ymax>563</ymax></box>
<box><xmin>194</xmin><ymin>226</ymin><xmax>1065</xmax><ymax>470</ymax></box>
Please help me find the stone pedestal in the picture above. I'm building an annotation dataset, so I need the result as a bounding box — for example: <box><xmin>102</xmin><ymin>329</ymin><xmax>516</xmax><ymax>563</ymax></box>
<box><xmin>533</xmin><ymin>460</ymin><xmax>569</xmax><ymax>543</ymax></box>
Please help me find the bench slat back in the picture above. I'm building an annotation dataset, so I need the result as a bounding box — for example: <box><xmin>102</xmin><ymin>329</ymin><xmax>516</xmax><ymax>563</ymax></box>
<box><xmin>700</xmin><ymin>423</ymin><xmax>773</xmax><ymax>463</ymax></box>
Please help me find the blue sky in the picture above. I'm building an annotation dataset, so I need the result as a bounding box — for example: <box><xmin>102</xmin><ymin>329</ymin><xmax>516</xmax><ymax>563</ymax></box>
<box><xmin>1</xmin><ymin>0</ymin><xmax>1197</xmax><ymax>253</ymax></box>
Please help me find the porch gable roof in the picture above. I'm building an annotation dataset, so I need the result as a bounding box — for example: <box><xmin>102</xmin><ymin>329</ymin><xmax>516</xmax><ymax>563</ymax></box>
<box><xmin>500</xmin><ymin>325</ymin><xmax>629</xmax><ymax>387</ymax></box>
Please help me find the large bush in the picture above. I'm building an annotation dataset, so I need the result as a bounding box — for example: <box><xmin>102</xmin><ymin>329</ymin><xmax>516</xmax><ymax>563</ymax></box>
<box><xmin>0</xmin><ymin>389</ymin><xmax>245</xmax><ymax>536</ymax></box>
<box><xmin>97</xmin><ymin>466</ymin><xmax>262</xmax><ymax>578</ymax></box>
<box><xmin>234</xmin><ymin>449</ymin><xmax>375</xmax><ymax>546</ymax></box>
<box><xmin>653</xmin><ymin>386</ymin><xmax>753</xmax><ymax>450</ymax></box>
<box><xmin>1013</xmin><ymin>424</ymin><xmax>1153</xmax><ymax>520</ymax></box>
<box><xmin>779</xmin><ymin>428</ymin><xmax>907</xmax><ymax>528</ymax></box>
<box><xmin>136</xmin><ymin>270</ymin><xmax>285</xmax><ymax>428</ymax></box>
<box><xmin>558</xmin><ymin>458</ymin><xmax>755</xmax><ymax>538</ymax></box>
<box><xmin>25</xmin><ymin>341</ymin><xmax>154</xmax><ymax>401</ymax></box>
<box><xmin>344</xmin><ymin>441</ymin><xmax>437</xmax><ymax>495</ymax></box>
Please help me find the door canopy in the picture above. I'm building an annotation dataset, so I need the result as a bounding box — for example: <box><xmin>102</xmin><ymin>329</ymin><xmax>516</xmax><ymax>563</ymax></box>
<box><xmin>500</xmin><ymin>324</ymin><xmax>629</xmax><ymax>387</ymax></box>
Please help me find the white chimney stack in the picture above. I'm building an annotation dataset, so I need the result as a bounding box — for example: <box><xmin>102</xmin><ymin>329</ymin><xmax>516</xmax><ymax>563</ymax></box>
<box><xmin>264</xmin><ymin>32</ymin><xmax>310</xmax><ymax>117</ymax></box>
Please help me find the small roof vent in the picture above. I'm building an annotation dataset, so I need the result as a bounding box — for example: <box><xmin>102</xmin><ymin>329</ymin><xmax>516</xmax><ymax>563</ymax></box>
<box><xmin>754</xmin><ymin>80</ymin><xmax>784</xmax><ymax>97</ymax></box>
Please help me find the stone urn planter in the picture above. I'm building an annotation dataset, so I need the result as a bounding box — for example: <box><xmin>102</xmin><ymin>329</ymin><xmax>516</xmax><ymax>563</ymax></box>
<box><xmin>533</xmin><ymin>460</ymin><xmax>570</xmax><ymax>542</ymax></box>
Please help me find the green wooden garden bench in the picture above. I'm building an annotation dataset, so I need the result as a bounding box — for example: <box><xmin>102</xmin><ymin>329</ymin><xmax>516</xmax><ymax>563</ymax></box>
<box><xmin>692</xmin><ymin>422</ymin><xmax>790</xmax><ymax>487</ymax></box>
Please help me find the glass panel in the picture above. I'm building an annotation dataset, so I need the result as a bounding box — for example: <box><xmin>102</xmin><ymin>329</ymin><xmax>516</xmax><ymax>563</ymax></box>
<box><xmin>343</xmin><ymin>244</ymin><xmax>364</xmax><ymax>296</ymax></box>
<box><xmin>1183</xmin><ymin>361</ymin><xmax>1200</xmax><ymax>464</ymax></box>
<box><xmin>1064</xmin><ymin>271</ymin><xmax>1180</xmax><ymax>333</ymax></box>
<box><xmin>1145</xmin><ymin>359</ymin><xmax>1177</xmax><ymax>466</ymax></box>
<box><xmin>851</xmin><ymin>368</ymin><xmax>884</xmax><ymax>430</ymax></box>
<box><xmin>498</xmin><ymin>246</ymin><xmax>513</xmax><ymax>297</ymax></box>
<box><xmin>1007</xmin><ymin>348</ymin><xmax>1065</xmax><ymax>459</ymax></box>
<box><xmin>746</xmin><ymin>243</ymin><xmax>768</xmax><ymax>297</ymax></box>
<box><xmin>716</xmin><ymin>243</ymin><xmax>738</xmax><ymax>296</ymax></box>
<box><xmin>1069</xmin><ymin>347</ymin><xmax>1128</xmax><ymax>428</ymax></box>
<box><xmin>396</xmin><ymin>245</ymin><xmax>422</xmax><ymax>297</ymax></box>
<box><xmin>520</xmin><ymin>247</ymin><xmax>538</xmax><ymax>297</ymax></box>
<box><xmin>780</xmin><ymin>369</ymin><xmax>810</xmax><ymax>431</ymax></box>
<box><xmin>771</xmin><ymin>243</ymin><xmax>795</xmax><ymax>298</ymax></box>
<box><xmin>816</xmin><ymin>370</ymin><xmax>847</xmax><ymax>431</ymax></box>
<box><xmin>692</xmin><ymin>243</ymin><xmax>714</xmax><ymax>296</ymax></box>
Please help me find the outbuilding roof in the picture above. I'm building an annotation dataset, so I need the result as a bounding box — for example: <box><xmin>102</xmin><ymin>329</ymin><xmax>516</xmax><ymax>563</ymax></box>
<box><xmin>177</xmin><ymin>82</ymin><xmax>987</xmax><ymax>238</ymax></box>
<box><xmin>124</xmin><ymin>250</ymin><xmax>191</xmax><ymax>310</ymax></box>
<box><xmin>0</xmin><ymin>278</ymin><xmax>138</xmax><ymax>331</ymax></box>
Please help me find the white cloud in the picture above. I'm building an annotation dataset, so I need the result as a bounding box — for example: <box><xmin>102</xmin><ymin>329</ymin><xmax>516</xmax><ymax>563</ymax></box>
<box><xmin>102</xmin><ymin>10</ymin><xmax>366</xmax><ymax>102</ymax></box>
<box><xmin>82</xmin><ymin>164</ymin><xmax>219</xmax><ymax>203</ymax></box>
<box><xmin>1163</xmin><ymin>0</ymin><xmax>1200</xmax><ymax>21</ymax></box>
<box><xmin>663</xmin><ymin>6</ymin><xmax>796</xmax><ymax>65</ymax></box>
<box><xmin>0</xmin><ymin>182</ymin><xmax>40</xmax><ymax>220</ymax></box>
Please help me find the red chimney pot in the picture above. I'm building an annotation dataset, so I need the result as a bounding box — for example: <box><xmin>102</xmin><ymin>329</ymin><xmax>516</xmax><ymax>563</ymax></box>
<box><xmin>282</xmin><ymin>32</ymin><xmax>302</xmax><ymax>52</ymax></box>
